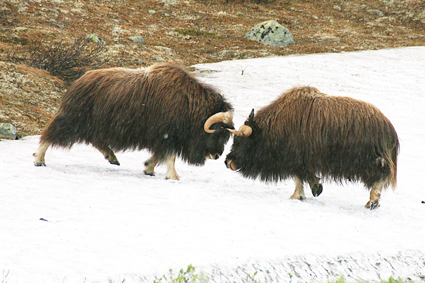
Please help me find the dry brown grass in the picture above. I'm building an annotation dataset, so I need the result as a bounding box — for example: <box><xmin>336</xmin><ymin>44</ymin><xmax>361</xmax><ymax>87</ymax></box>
<box><xmin>0</xmin><ymin>0</ymin><xmax>424</xmax><ymax>136</ymax></box>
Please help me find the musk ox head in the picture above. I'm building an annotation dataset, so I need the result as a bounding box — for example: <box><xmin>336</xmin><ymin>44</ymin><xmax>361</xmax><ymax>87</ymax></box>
<box><xmin>224</xmin><ymin>109</ymin><xmax>258</xmax><ymax>173</ymax></box>
<box><xmin>204</xmin><ymin>111</ymin><xmax>235</xmax><ymax>160</ymax></box>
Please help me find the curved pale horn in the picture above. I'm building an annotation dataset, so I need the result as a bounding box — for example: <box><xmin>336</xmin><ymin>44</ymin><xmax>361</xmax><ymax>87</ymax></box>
<box><xmin>204</xmin><ymin>111</ymin><xmax>233</xmax><ymax>133</ymax></box>
<box><xmin>228</xmin><ymin>125</ymin><xmax>252</xmax><ymax>137</ymax></box>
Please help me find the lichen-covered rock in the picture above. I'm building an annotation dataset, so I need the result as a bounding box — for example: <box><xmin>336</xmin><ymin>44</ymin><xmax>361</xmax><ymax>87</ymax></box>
<box><xmin>0</xmin><ymin>123</ymin><xmax>17</xmax><ymax>140</ymax></box>
<box><xmin>245</xmin><ymin>20</ymin><xmax>295</xmax><ymax>47</ymax></box>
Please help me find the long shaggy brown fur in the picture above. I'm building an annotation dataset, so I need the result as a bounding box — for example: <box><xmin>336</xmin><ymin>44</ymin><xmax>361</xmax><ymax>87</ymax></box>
<box><xmin>226</xmin><ymin>86</ymin><xmax>399</xmax><ymax>190</ymax></box>
<box><xmin>40</xmin><ymin>62</ymin><xmax>233</xmax><ymax>164</ymax></box>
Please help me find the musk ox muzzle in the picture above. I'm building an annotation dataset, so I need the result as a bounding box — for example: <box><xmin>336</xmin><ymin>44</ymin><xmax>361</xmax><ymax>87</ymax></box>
<box><xmin>207</xmin><ymin>153</ymin><xmax>221</xmax><ymax>160</ymax></box>
<box><xmin>224</xmin><ymin>157</ymin><xmax>237</xmax><ymax>171</ymax></box>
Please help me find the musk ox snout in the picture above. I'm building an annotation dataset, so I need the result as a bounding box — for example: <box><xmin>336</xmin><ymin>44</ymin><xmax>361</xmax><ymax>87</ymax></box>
<box><xmin>206</xmin><ymin>153</ymin><xmax>221</xmax><ymax>160</ymax></box>
<box><xmin>224</xmin><ymin>157</ymin><xmax>237</xmax><ymax>171</ymax></box>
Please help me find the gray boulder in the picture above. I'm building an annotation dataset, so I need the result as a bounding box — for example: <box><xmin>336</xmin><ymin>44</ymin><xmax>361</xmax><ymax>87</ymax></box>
<box><xmin>245</xmin><ymin>20</ymin><xmax>295</xmax><ymax>47</ymax></box>
<box><xmin>0</xmin><ymin>123</ymin><xmax>17</xmax><ymax>140</ymax></box>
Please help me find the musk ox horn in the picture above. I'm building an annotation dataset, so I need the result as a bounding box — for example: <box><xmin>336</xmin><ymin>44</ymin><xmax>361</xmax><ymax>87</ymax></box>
<box><xmin>228</xmin><ymin>125</ymin><xmax>252</xmax><ymax>137</ymax></box>
<box><xmin>204</xmin><ymin>111</ymin><xmax>233</xmax><ymax>133</ymax></box>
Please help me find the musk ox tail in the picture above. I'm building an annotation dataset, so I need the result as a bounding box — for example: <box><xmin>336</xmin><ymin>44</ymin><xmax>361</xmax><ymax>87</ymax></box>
<box><xmin>375</xmin><ymin>142</ymin><xmax>398</xmax><ymax>190</ymax></box>
<box><xmin>387</xmin><ymin>146</ymin><xmax>399</xmax><ymax>189</ymax></box>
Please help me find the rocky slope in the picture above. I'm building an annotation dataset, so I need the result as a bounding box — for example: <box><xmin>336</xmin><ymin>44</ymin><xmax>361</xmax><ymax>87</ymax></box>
<box><xmin>0</xmin><ymin>0</ymin><xmax>424</xmax><ymax>137</ymax></box>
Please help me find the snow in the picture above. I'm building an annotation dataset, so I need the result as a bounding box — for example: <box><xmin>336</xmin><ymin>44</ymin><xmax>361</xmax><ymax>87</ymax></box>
<box><xmin>1</xmin><ymin>47</ymin><xmax>425</xmax><ymax>283</ymax></box>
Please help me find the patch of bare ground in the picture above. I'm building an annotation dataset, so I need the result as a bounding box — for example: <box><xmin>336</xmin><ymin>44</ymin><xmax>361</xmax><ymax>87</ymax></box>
<box><xmin>0</xmin><ymin>0</ymin><xmax>424</xmax><ymax>136</ymax></box>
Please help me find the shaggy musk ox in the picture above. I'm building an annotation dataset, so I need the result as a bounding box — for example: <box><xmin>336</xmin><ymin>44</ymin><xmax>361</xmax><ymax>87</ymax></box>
<box><xmin>225</xmin><ymin>86</ymin><xmax>399</xmax><ymax>209</ymax></box>
<box><xmin>34</xmin><ymin>62</ymin><xmax>234</xmax><ymax>180</ymax></box>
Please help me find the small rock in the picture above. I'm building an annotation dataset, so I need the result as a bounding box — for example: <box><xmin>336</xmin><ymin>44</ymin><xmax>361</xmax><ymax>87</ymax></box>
<box><xmin>0</xmin><ymin>123</ymin><xmax>17</xmax><ymax>140</ymax></box>
<box><xmin>368</xmin><ymin>9</ymin><xmax>385</xmax><ymax>16</ymax></box>
<box><xmin>128</xmin><ymin>36</ymin><xmax>145</xmax><ymax>44</ymax></box>
<box><xmin>149</xmin><ymin>10</ymin><xmax>156</xmax><ymax>15</ymax></box>
<box><xmin>42</xmin><ymin>8</ymin><xmax>60</xmax><ymax>13</ymax></box>
<box><xmin>14</xmin><ymin>27</ymin><xmax>28</xmax><ymax>32</ymax></box>
<box><xmin>154</xmin><ymin>57</ymin><xmax>166</xmax><ymax>62</ymax></box>
<box><xmin>333</xmin><ymin>6</ymin><xmax>342</xmax><ymax>11</ymax></box>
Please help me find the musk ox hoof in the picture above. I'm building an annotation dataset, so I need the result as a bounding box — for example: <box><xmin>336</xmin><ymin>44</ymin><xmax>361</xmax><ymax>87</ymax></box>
<box><xmin>165</xmin><ymin>174</ymin><xmax>180</xmax><ymax>181</ymax></box>
<box><xmin>165</xmin><ymin>177</ymin><xmax>177</xmax><ymax>180</ymax></box>
<box><xmin>366</xmin><ymin>200</ymin><xmax>380</xmax><ymax>210</ymax></box>
<box><xmin>144</xmin><ymin>170</ymin><xmax>155</xmax><ymax>177</ymax></box>
<box><xmin>370</xmin><ymin>200</ymin><xmax>380</xmax><ymax>210</ymax></box>
<box><xmin>34</xmin><ymin>162</ymin><xmax>46</xmax><ymax>167</ymax></box>
<box><xmin>312</xmin><ymin>184</ymin><xmax>323</xmax><ymax>197</ymax></box>
<box><xmin>104</xmin><ymin>155</ymin><xmax>120</xmax><ymax>166</ymax></box>
<box><xmin>290</xmin><ymin>195</ymin><xmax>306</xmax><ymax>201</ymax></box>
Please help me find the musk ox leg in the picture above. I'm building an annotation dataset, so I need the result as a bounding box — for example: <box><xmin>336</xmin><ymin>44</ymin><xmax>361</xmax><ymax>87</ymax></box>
<box><xmin>144</xmin><ymin>155</ymin><xmax>158</xmax><ymax>176</ymax></box>
<box><xmin>365</xmin><ymin>181</ymin><xmax>385</xmax><ymax>210</ymax></box>
<box><xmin>290</xmin><ymin>176</ymin><xmax>306</xmax><ymax>201</ymax></box>
<box><xmin>165</xmin><ymin>156</ymin><xmax>179</xmax><ymax>180</ymax></box>
<box><xmin>33</xmin><ymin>141</ymin><xmax>51</xmax><ymax>166</ymax></box>
<box><xmin>307</xmin><ymin>176</ymin><xmax>323</xmax><ymax>197</ymax></box>
<box><xmin>92</xmin><ymin>142</ymin><xmax>120</xmax><ymax>166</ymax></box>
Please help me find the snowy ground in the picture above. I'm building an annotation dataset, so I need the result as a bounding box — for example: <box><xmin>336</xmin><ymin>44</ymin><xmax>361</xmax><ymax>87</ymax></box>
<box><xmin>1</xmin><ymin>47</ymin><xmax>425</xmax><ymax>283</ymax></box>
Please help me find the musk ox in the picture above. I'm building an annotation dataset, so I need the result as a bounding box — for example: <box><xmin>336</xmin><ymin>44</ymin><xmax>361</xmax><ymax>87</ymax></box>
<box><xmin>34</xmin><ymin>62</ymin><xmax>234</xmax><ymax>180</ymax></box>
<box><xmin>225</xmin><ymin>86</ymin><xmax>399</xmax><ymax>209</ymax></box>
